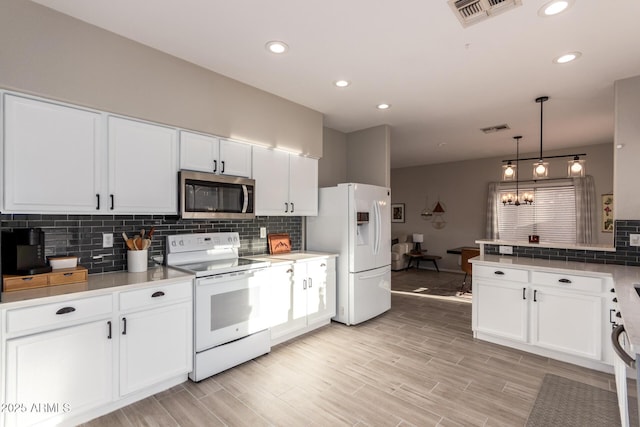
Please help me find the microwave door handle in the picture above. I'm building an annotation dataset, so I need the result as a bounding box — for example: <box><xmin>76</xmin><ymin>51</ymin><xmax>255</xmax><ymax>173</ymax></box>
<box><xmin>242</xmin><ymin>185</ymin><xmax>249</xmax><ymax>213</ymax></box>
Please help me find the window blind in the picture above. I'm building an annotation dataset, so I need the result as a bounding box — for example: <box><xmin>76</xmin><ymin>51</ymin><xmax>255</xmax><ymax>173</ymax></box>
<box><xmin>497</xmin><ymin>184</ymin><xmax>576</xmax><ymax>244</ymax></box>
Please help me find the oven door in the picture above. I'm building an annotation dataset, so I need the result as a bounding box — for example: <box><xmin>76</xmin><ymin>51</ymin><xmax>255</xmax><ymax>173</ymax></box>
<box><xmin>194</xmin><ymin>269</ymin><xmax>268</xmax><ymax>352</ymax></box>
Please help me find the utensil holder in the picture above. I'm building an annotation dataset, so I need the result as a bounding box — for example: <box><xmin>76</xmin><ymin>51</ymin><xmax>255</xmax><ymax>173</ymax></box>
<box><xmin>127</xmin><ymin>249</ymin><xmax>148</xmax><ymax>273</ymax></box>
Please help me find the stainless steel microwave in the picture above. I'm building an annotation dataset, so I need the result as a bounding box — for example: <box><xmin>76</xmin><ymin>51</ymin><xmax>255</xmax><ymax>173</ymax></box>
<box><xmin>179</xmin><ymin>171</ymin><xmax>255</xmax><ymax>219</ymax></box>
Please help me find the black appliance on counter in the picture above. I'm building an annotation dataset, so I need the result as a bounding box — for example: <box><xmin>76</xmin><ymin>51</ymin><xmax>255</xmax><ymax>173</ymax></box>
<box><xmin>1</xmin><ymin>228</ymin><xmax>52</xmax><ymax>275</ymax></box>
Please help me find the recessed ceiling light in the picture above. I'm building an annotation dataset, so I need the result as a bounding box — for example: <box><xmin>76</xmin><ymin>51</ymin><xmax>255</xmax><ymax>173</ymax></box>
<box><xmin>265</xmin><ymin>41</ymin><xmax>289</xmax><ymax>54</ymax></box>
<box><xmin>538</xmin><ymin>0</ymin><xmax>573</xmax><ymax>17</ymax></box>
<box><xmin>376</xmin><ymin>103</ymin><xmax>391</xmax><ymax>110</ymax></box>
<box><xmin>553</xmin><ymin>51</ymin><xmax>582</xmax><ymax>64</ymax></box>
<box><xmin>334</xmin><ymin>80</ymin><xmax>350</xmax><ymax>88</ymax></box>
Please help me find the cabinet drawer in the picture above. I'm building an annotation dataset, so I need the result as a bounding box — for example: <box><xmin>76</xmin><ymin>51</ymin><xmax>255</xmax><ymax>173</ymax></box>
<box><xmin>6</xmin><ymin>294</ymin><xmax>113</xmax><ymax>335</ymax></box>
<box><xmin>474</xmin><ymin>265</ymin><xmax>529</xmax><ymax>283</ymax></box>
<box><xmin>119</xmin><ymin>281</ymin><xmax>192</xmax><ymax>312</ymax></box>
<box><xmin>3</xmin><ymin>274</ymin><xmax>48</xmax><ymax>292</ymax></box>
<box><xmin>531</xmin><ymin>271</ymin><xmax>603</xmax><ymax>293</ymax></box>
<box><xmin>48</xmin><ymin>268</ymin><xmax>88</xmax><ymax>286</ymax></box>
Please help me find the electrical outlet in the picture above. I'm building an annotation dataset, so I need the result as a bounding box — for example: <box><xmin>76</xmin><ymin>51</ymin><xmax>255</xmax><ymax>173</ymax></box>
<box><xmin>630</xmin><ymin>234</ymin><xmax>640</xmax><ymax>247</ymax></box>
<box><xmin>260</xmin><ymin>227</ymin><xmax>267</xmax><ymax>239</ymax></box>
<box><xmin>499</xmin><ymin>245</ymin><xmax>513</xmax><ymax>254</ymax></box>
<box><xmin>102</xmin><ymin>233</ymin><xmax>113</xmax><ymax>248</ymax></box>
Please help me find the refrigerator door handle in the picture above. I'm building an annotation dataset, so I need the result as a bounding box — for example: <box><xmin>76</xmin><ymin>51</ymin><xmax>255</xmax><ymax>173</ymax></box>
<box><xmin>372</xmin><ymin>201</ymin><xmax>381</xmax><ymax>255</ymax></box>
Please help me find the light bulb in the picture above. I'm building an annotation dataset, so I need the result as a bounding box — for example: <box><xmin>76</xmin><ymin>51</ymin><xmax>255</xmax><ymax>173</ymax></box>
<box><xmin>571</xmin><ymin>161</ymin><xmax>582</xmax><ymax>173</ymax></box>
<box><xmin>504</xmin><ymin>166</ymin><xmax>514</xmax><ymax>177</ymax></box>
<box><xmin>535</xmin><ymin>163</ymin><xmax>547</xmax><ymax>175</ymax></box>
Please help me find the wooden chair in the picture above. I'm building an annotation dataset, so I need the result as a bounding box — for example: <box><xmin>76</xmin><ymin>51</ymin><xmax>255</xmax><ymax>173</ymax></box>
<box><xmin>460</xmin><ymin>248</ymin><xmax>480</xmax><ymax>294</ymax></box>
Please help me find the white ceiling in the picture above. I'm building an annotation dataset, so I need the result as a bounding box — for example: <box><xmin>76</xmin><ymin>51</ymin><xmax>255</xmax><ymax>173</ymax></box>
<box><xmin>32</xmin><ymin>0</ymin><xmax>640</xmax><ymax>168</ymax></box>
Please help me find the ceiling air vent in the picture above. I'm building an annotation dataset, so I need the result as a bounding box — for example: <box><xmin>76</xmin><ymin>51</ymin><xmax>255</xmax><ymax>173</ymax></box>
<box><xmin>481</xmin><ymin>124</ymin><xmax>510</xmax><ymax>134</ymax></box>
<box><xmin>448</xmin><ymin>0</ymin><xmax>522</xmax><ymax>28</ymax></box>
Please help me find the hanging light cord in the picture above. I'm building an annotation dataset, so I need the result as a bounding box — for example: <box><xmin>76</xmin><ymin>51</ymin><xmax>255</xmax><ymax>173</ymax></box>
<box><xmin>515</xmin><ymin>136</ymin><xmax>521</xmax><ymax>205</ymax></box>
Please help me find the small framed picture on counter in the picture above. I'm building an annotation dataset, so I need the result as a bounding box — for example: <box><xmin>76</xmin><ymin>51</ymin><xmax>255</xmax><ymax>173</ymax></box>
<box><xmin>391</xmin><ymin>203</ymin><xmax>405</xmax><ymax>223</ymax></box>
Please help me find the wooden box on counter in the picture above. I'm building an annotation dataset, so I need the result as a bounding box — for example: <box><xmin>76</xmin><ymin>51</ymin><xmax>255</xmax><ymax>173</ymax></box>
<box><xmin>3</xmin><ymin>267</ymin><xmax>88</xmax><ymax>292</ymax></box>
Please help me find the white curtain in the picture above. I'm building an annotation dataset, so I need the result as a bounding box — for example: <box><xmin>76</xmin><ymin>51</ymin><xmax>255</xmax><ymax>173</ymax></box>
<box><xmin>486</xmin><ymin>182</ymin><xmax>500</xmax><ymax>239</ymax></box>
<box><xmin>574</xmin><ymin>176</ymin><xmax>596</xmax><ymax>244</ymax></box>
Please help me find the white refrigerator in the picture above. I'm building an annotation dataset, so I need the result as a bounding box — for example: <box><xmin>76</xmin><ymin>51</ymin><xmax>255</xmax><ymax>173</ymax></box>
<box><xmin>306</xmin><ymin>183</ymin><xmax>391</xmax><ymax>325</ymax></box>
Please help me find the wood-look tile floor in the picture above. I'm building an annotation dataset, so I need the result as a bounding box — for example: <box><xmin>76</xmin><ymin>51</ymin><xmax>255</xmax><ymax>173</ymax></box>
<box><xmin>83</xmin><ymin>275</ymin><xmax>630</xmax><ymax>427</ymax></box>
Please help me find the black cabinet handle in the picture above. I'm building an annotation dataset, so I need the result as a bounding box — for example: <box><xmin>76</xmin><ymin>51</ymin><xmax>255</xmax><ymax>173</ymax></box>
<box><xmin>558</xmin><ymin>278</ymin><xmax>572</xmax><ymax>284</ymax></box>
<box><xmin>221</xmin><ymin>161</ymin><xmax>225</xmax><ymax>174</ymax></box>
<box><xmin>56</xmin><ymin>306</ymin><xmax>76</xmax><ymax>315</ymax></box>
<box><xmin>122</xmin><ymin>317</ymin><xmax>127</xmax><ymax>335</ymax></box>
<box><xmin>610</xmin><ymin>309</ymin><xmax>616</xmax><ymax>324</ymax></box>
<box><xmin>107</xmin><ymin>321</ymin><xmax>112</xmax><ymax>339</ymax></box>
<box><xmin>291</xmin><ymin>202</ymin><xmax>295</xmax><ymax>213</ymax></box>
<box><xmin>494</xmin><ymin>271</ymin><xmax>505</xmax><ymax>275</ymax></box>
<box><xmin>96</xmin><ymin>194</ymin><xmax>100</xmax><ymax>210</ymax></box>
<box><xmin>284</xmin><ymin>202</ymin><xmax>289</xmax><ymax>213</ymax></box>
<box><xmin>151</xmin><ymin>291</ymin><xmax>165</xmax><ymax>298</ymax></box>
<box><xmin>213</xmin><ymin>160</ymin><xmax>217</xmax><ymax>173</ymax></box>
<box><xmin>522</xmin><ymin>287</ymin><xmax>526</xmax><ymax>300</ymax></box>
<box><xmin>533</xmin><ymin>290</ymin><xmax>538</xmax><ymax>302</ymax></box>
<box><xmin>110</xmin><ymin>194</ymin><xmax>114</xmax><ymax>210</ymax></box>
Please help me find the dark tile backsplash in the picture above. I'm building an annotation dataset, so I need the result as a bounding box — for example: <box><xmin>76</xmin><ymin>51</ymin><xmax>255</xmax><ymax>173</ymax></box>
<box><xmin>1</xmin><ymin>214</ymin><xmax>302</xmax><ymax>274</ymax></box>
<box><xmin>485</xmin><ymin>219</ymin><xmax>640</xmax><ymax>266</ymax></box>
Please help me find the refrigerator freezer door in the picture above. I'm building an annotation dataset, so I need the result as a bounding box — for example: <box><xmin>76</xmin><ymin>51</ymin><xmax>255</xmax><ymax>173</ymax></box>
<box><xmin>350</xmin><ymin>184</ymin><xmax>391</xmax><ymax>273</ymax></box>
<box><xmin>347</xmin><ymin>266</ymin><xmax>391</xmax><ymax>325</ymax></box>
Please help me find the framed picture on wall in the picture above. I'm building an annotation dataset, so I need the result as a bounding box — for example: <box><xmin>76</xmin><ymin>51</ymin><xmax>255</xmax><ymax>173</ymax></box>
<box><xmin>391</xmin><ymin>203</ymin><xmax>405</xmax><ymax>223</ymax></box>
<box><xmin>601</xmin><ymin>194</ymin><xmax>614</xmax><ymax>232</ymax></box>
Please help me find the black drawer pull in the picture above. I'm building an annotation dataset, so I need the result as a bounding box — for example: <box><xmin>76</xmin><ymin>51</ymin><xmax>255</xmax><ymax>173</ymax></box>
<box><xmin>152</xmin><ymin>291</ymin><xmax>165</xmax><ymax>298</ymax></box>
<box><xmin>56</xmin><ymin>306</ymin><xmax>76</xmax><ymax>315</ymax></box>
<box><xmin>494</xmin><ymin>271</ymin><xmax>505</xmax><ymax>275</ymax></box>
<box><xmin>63</xmin><ymin>273</ymin><xmax>73</xmax><ymax>277</ymax></box>
<box><xmin>21</xmin><ymin>277</ymin><xmax>34</xmax><ymax>281</ymax></box>
<box><xmin>558</xmin><ymin>278</ymin><xmax>572</xmax><ymax>284</ymax></box>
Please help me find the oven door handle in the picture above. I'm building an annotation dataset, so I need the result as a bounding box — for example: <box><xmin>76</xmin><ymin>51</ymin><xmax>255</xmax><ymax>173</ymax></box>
<box><xmin>612</xmin><ymin>324</ymin><xmax>636</xmax><ymax>369</ymax></box>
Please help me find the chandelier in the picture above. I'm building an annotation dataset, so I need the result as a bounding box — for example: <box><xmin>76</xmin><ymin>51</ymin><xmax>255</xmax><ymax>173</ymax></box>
<box><xmin>502</xmin><ymin>136</ymin><xmax>533</xmax><ymax>206</ymax></box>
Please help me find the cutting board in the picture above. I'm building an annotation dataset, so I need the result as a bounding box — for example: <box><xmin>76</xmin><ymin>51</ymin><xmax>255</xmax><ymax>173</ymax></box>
<box><xmin>268</xmin><ymin>233</ymin><xmax>291</xmax><ymax>254</ymax></box>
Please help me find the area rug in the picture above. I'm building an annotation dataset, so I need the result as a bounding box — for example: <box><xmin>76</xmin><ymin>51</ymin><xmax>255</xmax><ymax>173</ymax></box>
<box><xmin>526</xmin><ymin>374</ymin><xmax>635</xmax><ymax>427</ymax></box>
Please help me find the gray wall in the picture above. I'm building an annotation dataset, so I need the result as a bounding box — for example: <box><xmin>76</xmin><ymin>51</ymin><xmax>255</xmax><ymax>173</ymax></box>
<box><xmin>319</xmin><ymin>127</ymin><xmax>348</xmax><ymax>187</ymax></box>
<box><xmin>391</xmin><ymin>143</ymin><xmax>613</xmax><ymax>272</ymax></box>
<box><xmin>346</xmin><ymin>125</ymin><xmax>391</xmax><ymax>188</ymax></box>
<box><xmin>0</xmin><ymin>0</ymin><xmax>322</xmax><ymax>157</ymax></box>
<box><xmin>614</xmin><ymin>75</ymin><xmax>640</xmax><ymax>219</ymax></box>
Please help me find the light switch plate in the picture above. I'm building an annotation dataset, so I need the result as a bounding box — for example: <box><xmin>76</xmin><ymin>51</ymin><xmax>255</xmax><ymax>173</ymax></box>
<box><xmin>260</xmin><ymin>227</ymin><xmax>267</xmax><ymax>239</ymax></box>
<box><xmin>102</xmin><ymin>233</ymin><xmax>113</xmax><ymax>248</ymax></box>
<box><xmin>630</xmin><ymin>234</ymin><xmax>640</xmax><ymax>247</ymax></box>
<box><xmin>499</xmin><ymin>245</ymin><xmax>513</xmax><ymax>254</ymax></box>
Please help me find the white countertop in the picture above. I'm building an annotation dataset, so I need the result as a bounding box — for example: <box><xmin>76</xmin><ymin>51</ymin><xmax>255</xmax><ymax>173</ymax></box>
<box><xmin>472</xmin><ymin>254</ymin><xmax>640</xmax><ymax>351</ymax></box>
<box><xmin>0</xmin><ymin>267</ymin><xmax>194</xmax><ymax>307</ymax></box>
<box><xmin>476</xmin><ymin>239</ymin><xmax>616</xmax><ymax>252</ymax></box>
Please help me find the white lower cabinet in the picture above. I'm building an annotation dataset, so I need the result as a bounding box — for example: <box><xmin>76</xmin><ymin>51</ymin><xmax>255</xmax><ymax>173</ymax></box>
<box><xmin>262</xmin><ymin>256</ymin><xmax>336</xmax><ymax>346</ymax></box>
<box><xmin>1</xmin><ymin>279</ymin><xmax>193</xmax><ymax>427</ymax></box>
<box><xmin>119</xmin><ymin>302</ymin><xmax>192</xmax><ymax>396</ymax></box>
<box><xmin>473</xmin><ymin>262</ymin><xmax>611</xmax><ymax>371</ymax></box>
<box><xmin>4</xmin><ymin>320</ymin><xmax>113</xmax><ymax>427</ymax></box>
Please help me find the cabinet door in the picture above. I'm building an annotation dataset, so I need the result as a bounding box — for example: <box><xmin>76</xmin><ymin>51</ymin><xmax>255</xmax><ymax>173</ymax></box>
<box><xmin>289</xmin><ymin>155</ymin><xmax>318</xmax><ymax>216</ymax></box>
<box><xmin>252</xmin><ymin>146</ymin><xmax>290</xmax><ymax>215</ymax></box>
<box><xmin>180</xmin><ymin>131</ymin><xmax>218</xmax><ymax>173</ymax></box>
<box><xmin>259</xmin><ymin>265</ymin><xmax>295</xmax><ymax>341</ymax></box>
<box><xmin>108</xmin><ymin>117</ymin><xmax>178</xmax><ymax>213</ymax></box>
<box><xmin>473</xmin><ymin>280</ymin><xmax>528</xmax><ymax>342</ymax></box>
<box><xmin>4</xmin><ymin>320</ymin><xmax>113</xmax><ymax>427</ymax></box>
<box><xmin>3</xmin><ymin>94</ymin><xmax>101</xmax><ymax>213</ymax></box>
<box><xmin>306</xmin><ymin>259</ymin><xmax>336</xmax><ymax>325</ymax></box>
<box><xmin>219</xmin><ymin>139</ymin><xmax>252</xmax><ymax>177</ymax></box>
<box><xmin>119</xmin><ymin>302</ymin><xmax>192</xmax><ymax>396</ymax></box>
<box><xmin>530</xmin><ymin>287</ymin><xmax>602</xmax><ymax>360</ymax></box>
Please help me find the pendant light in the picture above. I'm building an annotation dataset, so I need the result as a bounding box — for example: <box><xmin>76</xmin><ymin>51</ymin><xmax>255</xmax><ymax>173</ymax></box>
<box><xmin>503</xmin><ymin>136</ymin><xmax>533</xmax><ymax>206</ymax></box>
<box><xmin>533</xmin><ymin>96</ymin><xmax>549</xmax><ymax>179</ymax></box>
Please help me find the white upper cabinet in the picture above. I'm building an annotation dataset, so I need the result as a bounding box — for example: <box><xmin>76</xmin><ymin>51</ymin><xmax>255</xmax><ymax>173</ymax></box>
<box><xmin>180</xmin><ymin>131</ymin><xmax>252</xmax><ymax>177</ymax></box>
<box><xmin>3</xmin><ymin>94</ymin><xmax>102</xmax><ymax>213</ymax></box>
<box><xmin>108</xmin><ymin>117</ymin><xmax>178</xmax><ymax>213</ymax></box>
<box><xmin>252</xmin><ymin>146</ymin><xmax>318</xmax><ymax>216</ymax></box>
